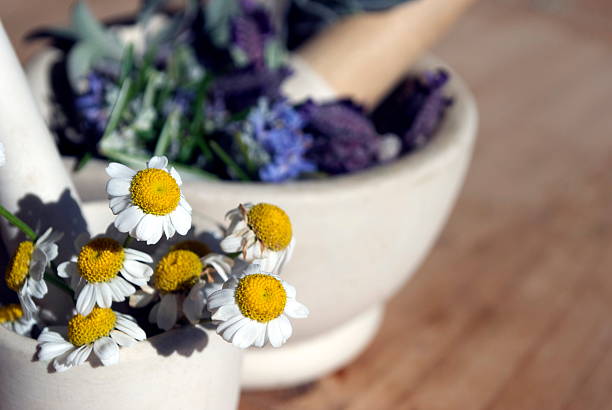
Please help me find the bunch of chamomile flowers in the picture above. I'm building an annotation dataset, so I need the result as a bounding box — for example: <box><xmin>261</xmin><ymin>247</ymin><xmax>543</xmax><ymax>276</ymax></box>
<box><xmin>0</xmin><ymin>152</ymin><xmax>308</xmax><ymax>372</ymax></box>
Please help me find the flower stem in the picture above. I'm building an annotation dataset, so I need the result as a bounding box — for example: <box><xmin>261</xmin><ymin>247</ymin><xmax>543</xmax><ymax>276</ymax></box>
<box><xmin>44</xmin><ymin>271</ymin><xmax>74</xmax><ymax>297</ymax></box>
<box><xmin>0</xmin><ymin>205</ymin><xmax>37</xmax><ymax>241</ymax></box>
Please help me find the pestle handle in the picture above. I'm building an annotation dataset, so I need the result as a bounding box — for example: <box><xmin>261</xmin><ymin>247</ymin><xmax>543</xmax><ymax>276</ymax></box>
<box><xmin>295</xmin><ymin>0</ymin><xmax>479</xmax><ymax>108</ymax></box>
<box><xmin>0</xmin><ymin>21</ymin><xmax>84</xmax><ymax>250</ymax></box>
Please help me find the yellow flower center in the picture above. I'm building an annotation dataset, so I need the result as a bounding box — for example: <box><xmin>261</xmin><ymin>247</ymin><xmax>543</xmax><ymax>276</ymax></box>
<box><xmin>77</xmin><ymin>238</ymin><xmax>125</xmax><ymax>283</ymax></box>
<box><xmin>5</xmin><ymin>241</ymin><xmax>34</xmax><ymax>291</ymax></box>
<box><xmin>0</xmin><ymin>304</ymin><xmax>23</xmax><ymax>324</ymax></box>
<box><xmin>153</xmin><ymin>250</ymin><xmax>203</xmax><ymax>293</ymax></box>
<box><xmin>68</xmin><ymin>307</ymin><xmax>117</xmax><ymax>346</ymax></box>
<box><xmin>234</xmin><ymin>274</ymin><xmax>287</xmax><ymax>322</ymax></box>
<box><xmin>247</xmin><ymin>203</ymin><xmax>292</xmax><ymax>251</ymax></box>
<box><xmin>130</xmin><ymin>168</ymin><xmax>180</xmax><ymax>215</ymax></box>
<box><xmin>171</xmin><ymin>240</ymin><xmax>211</xmax><ymax>257</ymax></box>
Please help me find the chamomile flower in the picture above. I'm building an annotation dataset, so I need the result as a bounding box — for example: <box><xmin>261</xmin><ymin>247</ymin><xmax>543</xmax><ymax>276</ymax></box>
<box><xmin>57</xmin><ymin>233</ymin><xmax>154</xmax><ymax>315</ymax></box>
<box><xmin>106</xmin><ymin>156</ymin><xmax>192</xmax><ymax>245</ymax></box>
<box><xmin>0</xmin><ymin>304</ymin><xmax>36</xmax><ymax>336</ymax></box>
<box><xmin>37</xmin><ymin>307</ymin><xmax>146</xmax><ymax>372</ymax></box>
<box><xmin>130</xmin><ymin>240</ymin><xmax>233</xmax><ymax>330</ymax></box>
<box><xmin>4</xmin><ymin>228</ymin><xmax>61</xmax><ymax>320</ymax></box>
<box><xmin>207</xmin><ymin>264</ymin><xmax>309</xmax><ymax>349</ymax></box>
<box><xmin>220</xmin><ymin>203</ymin><xmax>295</xmax><ymax>273</ymax></box>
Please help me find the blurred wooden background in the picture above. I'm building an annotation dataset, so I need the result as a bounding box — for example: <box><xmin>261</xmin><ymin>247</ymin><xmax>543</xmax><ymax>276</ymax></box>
<box><xmin>2</xmin><ymin>0</ymin><xmax>612</xmax><ymax>408</ymax></box>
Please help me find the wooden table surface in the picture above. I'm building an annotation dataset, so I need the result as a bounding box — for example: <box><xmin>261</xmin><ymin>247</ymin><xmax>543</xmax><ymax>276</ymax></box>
<box><xmin>2</xmin><ymin>0</ymin><xmax>612</xmax><ymax>409</ymax></box>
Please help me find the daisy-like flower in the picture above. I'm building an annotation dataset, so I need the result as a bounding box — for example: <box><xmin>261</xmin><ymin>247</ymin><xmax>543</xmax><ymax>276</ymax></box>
<box><xmin>0</xmin><ymin>304</ymin><xmax>36</xmax><ymax>336</ymax></box>
<box><xmin>220</xmin><ymin>203</ymin><xmax>295</xmax><ymax>273</ymax></box>
<box><xmin>131</xmin><ymin>240</ymin><xmax>233</xmax><ymax>330</ymax></box>
<box><xmin>105</xmin><ymin>156</ymin><xmax>192</xmax><ymax>245</ymax></box>
<box><xmin>207</xmin><ymin>264</ymin><xmax>309</xmax><ymax>349</ymax></box>
<box><xmin>4</xmin><ymin>228</ymin><xmax>61</xmax><ymax>320</ymax></box>
<box><xmin>58</xmin><ymin>233</ymin><xmax>154</xmax><ymax>315</ymax></box>
<box><xmin>37</xmin><ymin>307</ymin><xmax>146</xmax><ymax>372</ymax></box>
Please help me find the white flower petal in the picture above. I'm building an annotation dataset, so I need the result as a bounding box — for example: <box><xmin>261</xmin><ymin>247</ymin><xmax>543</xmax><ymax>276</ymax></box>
<box><xmin>170</xmin><ymin>167</ymin><xmax>182</xmax><ymax>185</ymax></box>
<box><xmin>212</xmin><ymin>304</ymin><xmax>240</xmax><ymax>321</ymax></box>
<box><xmin>28</xmin><ymin>278</ymin><xmax>47</xmax><ymax>299</ymax></box>
<box><xmin>53</xmin><ymin>349</ymin><xmax>78</xmax><ymax>372</ymax></box>
<box><xmin>38</xmin><ymin>336</ymin><xmax>74</xmax><ymax>361</ymax></box>
<box><xmin>207</xmin><ymin>289</ymin><xmax>235</xmax><ymax>310</ymax></box>
<box><xmin>115</xmin><ymin>315</ymin><xmax>146</xmax><ymax>340</ymax></box>
<box><xmin>216</xmin><ymin>314</ymin><xmax>243</xmax><ymax>334</ymax></box>
<box><xmin>18</xmin><ymin>288</ymin><xmax>37</xmax><ymax>320</ymax></box>
<box><xmin>129</xmin><ymin>290</ymin><xmax>156</xmax><ymax>308</ymax></box>
<box><xmin>253</xmin><ymin>323</ymin><xmax>267</xmax><ymax>347</ymax></box>
<box><xmin>115</xmin><ymin>206</ymin><xmax>145</xmax><ymax>233</ymax></box>
<box><xmin>93</xmin><ymin>337</ymin><xmax>120</xmax><ymax>367</ymax></box>
<box><xmin>57</xmin><ymin>261</ymin><xmax>74</xmax><ymax>279</ymax></box>
<box><xmin>148</xmin><ymin>302</ymin><xmax>160</xmax><ymax>324</ymax></box>
<box><xmin>157</xmin><ymin>293</ymin><xmax>178</xmax><ymax>331</ymax></box>
<box><xmin>109</xmin><ymin>196</ymin><xmax>131</xmax><ymax>214</ymax></box>
<box><xmin>122</xmin><ymin>259</ymin><xmax>153</xmax><ymax>280</ymax></box>
<box><xmin>220</xmin><ymin>234</ymin><xmax>243</xmax><ymax>253</ymax></box>
<box><xmin>184</xmin><ymin>282</ymin><xmax>206</xmax><ymax>323</ymax></box>
<box><xmin>147</xmin><ymin>156</ymin><xmax>168</xmax><ymax>169</ymax></box>
<box><xmin>284</xmin><ymin>299</ymin><xmax>309</xmax><ymax>318</ymax></box>
<box><xmin>266</xmin><ymin>318</ymin><xmax>284</xmax><ymax>348</ymax></box>
<box><xmin>76</xmin><ymin>284</ymin><xmax>96</xmax><ymax>315</ymax></box>
<box><xmin>66</xmin><ymin>344</ymin><xmax>93</xmax><ymax>367</ymax></box>
<box><xmin>106</xmin><ymin>178</ymin><xmax>131</xmax><ymax>197</ymax></box>
<box><xmin>96</xmin><ymin>282</ymin><xmax>113</xmax><ymax>307</ymax></box>
<box><xmin>232</xmin><ymin>320</ymin><xmax>259</xmax><ymax>349</ymax></box>
<box><xmin>135</xmin><ymin>214</ymin><xmax>164</xmax><ymax>245</ymax></box>
<box><xmin>179</xmin><ymin>196</ymin><xmax>192</xmax><ymax>213</ymax></box>
<box><xmin>110</xmin><ymin>330</ymin><xmax>135</xmax><ymax>347</ymax></box>
<box><xmin>278</xmin><ymin>314</ymin><xmax>293</xmax><ymax>343</ymax></box>
<box><xmin>282</xmin><ymin>281</ymin><xmax>297</xmax><ymax>299</ymax></box>
<box><xmin>162</xmin><ymin>216</ymin><xmax>176</xmax><ymax>239</ymax></box>
<box><xmin>221</xmin><ymin>317</ymin><xmax>249</xmax><ymax>342</ymax></box>
<box><xmin>106</xmin><ymin>162</ymin><xmax>136</xmax><ymax>179</ymax></box>
<box><xmin>169</xmin><ymin>206</ymin><xmax>191</xmax><ymax>236</ymax></box>
<box><xmin>28</xmin><ymin>248</ymin><xmax>47</xmax><ymax>281</ymax></box>
<box><xmin>124</xmin><ymin>248</ymin><xmax>153</xmax><ymax>263</ymax></box>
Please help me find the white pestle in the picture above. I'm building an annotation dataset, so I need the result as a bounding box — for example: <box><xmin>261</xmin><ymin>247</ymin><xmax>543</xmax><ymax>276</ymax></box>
<box><xmin>0</xmin><ymin>22</ymin><xmax>86</xmax><ymax>250</ymax></box>
<box><xmin>0</xmin><ymin>22</ymin><xmax>89</xmax><ymax>320</ymax></box>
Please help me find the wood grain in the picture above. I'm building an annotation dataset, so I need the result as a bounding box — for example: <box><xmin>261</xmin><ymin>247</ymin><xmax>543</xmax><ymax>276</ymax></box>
<box><xmin>1</xmin><ymin>0</ymin><xmax>612</xmax><ymax>409</ymax></box>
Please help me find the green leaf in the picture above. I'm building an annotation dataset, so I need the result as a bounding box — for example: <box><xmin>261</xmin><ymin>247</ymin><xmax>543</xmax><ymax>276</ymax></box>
<box><xmin>119</xmin><ymin>44</ymin><xmax>135</xmax><ymax>84</ymax></box>
<box><xmin>101</xmin><ymin>78</ymin><xmax>134</xmax><ymax>140</ymax></box>
<box><xmin>264</xmin><ymin>39</ymin><xmax>288</xmax><ymax>69</ymax></box>
<box><xmin>138</xmin><ymin>0</ymin><xmax>166</xmax><ymax>25</ymax></box>
<box><xmin>209</xmin><ymin>140</ymin><xmax>250</xmax><ymax>182</ymax></box>
<box><xmin>154</xmin><ymin>110</ymin><xmax>181</xmax><ymax>157</ymax></box>
<box><xmin>71</xmin><ymin>1</ymin><xmax>123</xmax><ymax>59</ymax></box>
<box><xmin>205</xmin><ymin>0</ymin><xmax>240</xmax><ymax>47</ymax></box>
<box><xmin>67</xmin><ymin>42</ymin><xmax>102</xmax><ymax>90</ymax></box>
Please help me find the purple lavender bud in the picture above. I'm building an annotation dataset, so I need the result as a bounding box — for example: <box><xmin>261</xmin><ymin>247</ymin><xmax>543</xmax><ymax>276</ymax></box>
<box><xmin>239</xmin><ymin>99</ymin><xmax>316</xmax><ymax>182</ymax></box>
<box><xmin>372</xmin><ymin>69</ymin><xmax>452</xmax><ymax>150</ymax></box>
<box><xmin>212</xmin><ymin>66</ymin><xmax>291</xmax><ymax>112</ymax></box>
<box><xmin>301</xmin><ymin>100</ymin><xmax>381</xmax><ymax>174</ymax></box>
<box><xmin>231</xmin><ymin>1</ymin><xmax>274</xmax><ymax>69</ymax></box>
<box><xmin>74</xmin><ymin>72</ymin><xmax>110</xmax><ymax>135</ymax></box>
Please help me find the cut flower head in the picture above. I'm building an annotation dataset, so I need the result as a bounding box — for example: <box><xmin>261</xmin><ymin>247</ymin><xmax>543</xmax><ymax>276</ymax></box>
<box><xmin>221</xmin><ymin>203</ymin><xmax>295</xmax><ymax>273</ymax></box>
<box><xmin>106</xmin><ymin>156</ymin><xmax>192</xmax><ymax>245</ymax></box>
<box><xmin>58</xmin><ymin>232</ymin><xmax>154</xmax><ymax>315</ymax></box>
<box><xmin>0</xmin><ymin>303</ymin><xmax>36</xmax><ymax>336</ymax></box>
<box><xmin>4</xmin><ymin>228</ymin><xmax>61</xmax><ymax>320</ymax></box>
<box><xmin>207</xmin><ymin>264</ymin><xmax>309</xmax><ymax>349</ymax></box>
<box><xmin>37</xmin><ymin>307</ymin><xmax>146</xmax><ymax>372</ymax></box>
<box><xmin>130</xmin><ymin>239</ymin><xmax>234</xmax><ymax>331</ymax></box>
